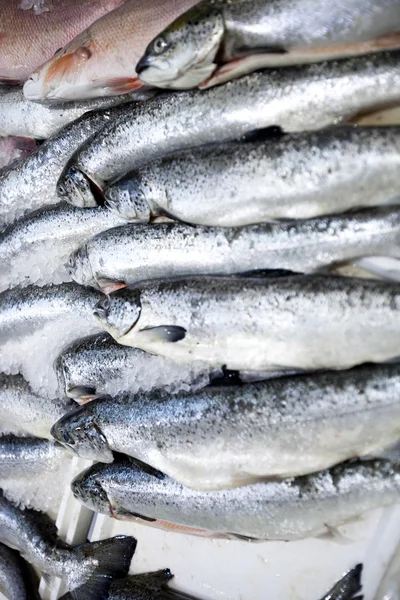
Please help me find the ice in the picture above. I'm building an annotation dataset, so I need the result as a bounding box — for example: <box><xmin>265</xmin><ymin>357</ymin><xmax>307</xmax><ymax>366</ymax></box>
<box><xmin>19</xmin><ymin>0</ymin><xmax>53</xmax><ymax>15</ymax></box>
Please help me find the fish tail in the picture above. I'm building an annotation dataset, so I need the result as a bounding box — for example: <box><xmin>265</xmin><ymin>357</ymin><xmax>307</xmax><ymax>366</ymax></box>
<box><xmin>70</xmin><ymin>535</ymin><xmax>137</xmax><ymax>600</ymax></box>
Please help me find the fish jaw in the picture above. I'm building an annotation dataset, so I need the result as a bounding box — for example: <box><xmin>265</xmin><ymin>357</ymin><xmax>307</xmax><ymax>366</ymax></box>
<box><xmin>57</xmin><ymin>166</ymin><xmax>100</xmax><ymax>208</ymax></box>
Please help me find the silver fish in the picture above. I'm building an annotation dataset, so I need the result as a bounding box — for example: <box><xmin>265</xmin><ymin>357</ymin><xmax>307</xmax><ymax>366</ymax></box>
<box><xmin>0</xmin><ymin>491</ymin><xmax>136</xmax><ymax>599</ymax></box>
<box><xmin>0</xmin><ymin>104</ymin><xmax>135</xmax><ymax>229</ymax></box>
<box><xmin>92</xmin><ymin>275</ymin><xmax>400</xmax><ymax>372</ymax></box>
<box><xmin>320</xmin><ymin>564</ymin><xmax>363</xmax><ymax>600</ymax></box>
<box><xmin>0</xmin><ymin>86</ymin><xmax>134</xmax><ymax>139</ymax></box>
<box><xmin>0</xmin><ymin>435</ymin><xmax>67</xmax><ymax>480</ymax></box>
<box><xmin>56</xmin><ymin>333</ymin><xmax>222</xmax><ymax>402</ymax></box>
<box><xmin>58</xmin><ymin>51</ymin><xmax>400</xmax><ymax>209</ymax></box>
<box><xmin>51</xmin><ymin>364</ymin><xmax>400</xmax><ymax>488</ymax></box>
<box><xmin>0</xmin><ymin>283</ymin><xmax>103</xmax><ymax>398</ymax></box>
<box><xmin>0</xmin><ymin>204</ymin><xmax>124</xmax><ymax>292</ymax></box>
<box><xmin>71</xmin><ymin>456</ymin><xmax>400</xmax><ymax>541</ymax></box>
<box><xmin>0</xmin><ymin>543</ymin><xmax>40</xmax><ymax>600</ymax></box>
<box><xmin>68</xmin><ymin>207</ymin><xmax>400</xmax><ymax>292</ymax></box>
<box><xmin>0</xmin><ymin>374</ymin><xmax>74</xmax><ymax>439</ymax></box>
<box><xmin>136</xmin><ymin>0</ymin><xmax>400</xmax><ymax>89</ymax></box>
<box><xmin>105</xmin><ymin>127</ymin><xmax>400</xmax><ymax>226</ymax></box>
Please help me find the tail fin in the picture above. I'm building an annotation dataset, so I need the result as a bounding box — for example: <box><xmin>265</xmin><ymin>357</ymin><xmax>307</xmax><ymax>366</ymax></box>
<box><xmin>71</xmin><ymin>535</ymin><xmax>137</xmax><ymax>600</ymax></box>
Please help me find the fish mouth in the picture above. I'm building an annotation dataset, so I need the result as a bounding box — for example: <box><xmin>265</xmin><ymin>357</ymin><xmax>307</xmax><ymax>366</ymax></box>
<box><xmin>57</xmin><ymin>166</ymin><xmax>104</xmax><ymax>208</ymax></box>
<box><xmin>71</xmin><ymin>469</ymin><xmax>111</xmax><ymax>514</ymax></box>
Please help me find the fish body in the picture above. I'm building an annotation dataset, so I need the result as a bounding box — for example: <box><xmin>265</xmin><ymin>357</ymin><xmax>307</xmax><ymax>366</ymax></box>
<box><xmin>24</xmin><ymin>0</ymin><xmax>200</xmax><ymax>102</ymax></box>
<box><xmin>0</xmin><ymin>543</ymin><xmax>40</xmax><ymax>600</ymax></box>
<box><xmin>0</xmin><ymin>283</ymin><xmax>103</xmax><ymax>397</ymax></box>
<box><xmin>105</xmin><ymin>127</ymin><xmax>400</xmax><ymax>226</ymax></box>
<box><xmin>0</xmin><ymin>435</ymin><xmax>67</xmax><ymax>479</ymax></box>
<box><xmin>0</xmin><ymin>204</ymin><xmax>124</xmax><ymax>291</ymax></box>
<box><xmin>57</xmin><ymin>51</ymin><xmax>400</xmax><ymax>208</ymax></box>
<box><xmin>0</xmin><ymin>491</ymin><xmax>136</xmax><ymax>598</ymax></box>
<box><xmin>0</xmin><ymin>0</ymin><xmax>124</xmax><ymax>82</ymax></box>
<box><xmin>136</xmin><ymin>0</ymin><xmax>400</xmax><ymax>89</ymax></box>
<box><xmin>71</xmin><ymin>457</ymin><xmax>400</xmax><ymax>541</ymax></box>
<box><xmin>0</xmin><ymin>374</ymin><xmax>74</xmax><ymax>439</ymax></box>
<box><xmin>321</xmin><ymin>564</ymin><xmax>363</xmax><ymax>600</ymax></box>
<box><xmin>93</xmin><ymin>275</ymin><xmax>400</xmax><ymax>372</ymax></box>
<box><xmin>51</xmin><ymin>364</ymin><xmax>400</xmax><ymax>488</ymax></box>
<box><xmin>69</xmin><ymin>207</ymin><xmax>400</xmax><ymax>291</ymax></box>
<box><xmin>0</xmin><ymin>136</ymin><xmax>36</xmax><ymax>170</ymax></box>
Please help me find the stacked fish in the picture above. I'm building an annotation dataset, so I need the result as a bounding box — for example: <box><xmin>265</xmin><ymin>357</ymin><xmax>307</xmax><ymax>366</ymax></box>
<box><xmin>2</xmin><ymin>0</ymin><xmax>400</xmax><ymax>597</ymax></box>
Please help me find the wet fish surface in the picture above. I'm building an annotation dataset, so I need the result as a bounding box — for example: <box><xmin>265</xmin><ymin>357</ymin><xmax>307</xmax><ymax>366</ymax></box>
<box><xmin>136</xmin><ymin>0</ymin><xmax>400</xmax><ymax>89</ymax></box>
<box><xmin>320</xmin><ymin>564</ymin><xmax>363</xmax><ymax>600</ymax></box>
<box><xmin>0</xmin><ymin>204</ymin><xmax>124</xmax><ymax>291</ymax></box>
<box><xmin>0</xmin><ymin>435</ymin><xmax>67</xmax><ymax>480</ymax></box>
<box><xmin>93</xmin><ymin>275</ymin><xmax>400</xmax><ymax>372</ymax></box>
<box><xmin>24</xmin><ymin>0</ymin><xmax>200</xmax><ymax>102</ymax></box>
<box><xmin>58</xmin><ymin>51</ymin><xmax>400</xmax><ymax>208</ymax></box>
<box><xmin>0</xmin><ymin>490</ymin><xmax>136</xmax><ymax>599</ymax></box>
<box><xmin>105</xmin><ymin>127</ymin><xmax>400</xmax><ymax>226</ymax></box>
<box><xmin>0</xmin><ymin>136</ymin><xmax>37</xmax><ymax>170</ymax></box>
<box><xmin>71</xmin><ymin>456</ymin><xmax>400</xmax><ymax>541</ymax></box>
<box><xmin>69</xmin><ymin>207</ymin><xmax>400</xmax><ymax>291</ymax></box>
<box><xmin>0</xmin><ymin>542</ymin><xmax>40</xmax><ymax>600</ymax></box>
<box><xmin>51</xmin><ymin>363</ymin><xmax>400</xmax><ymax>488</ymax></box>
<box><xmin>0</xmin><ymin>374</ymin><xmax>74</xmax><ymax>439</ymax></box>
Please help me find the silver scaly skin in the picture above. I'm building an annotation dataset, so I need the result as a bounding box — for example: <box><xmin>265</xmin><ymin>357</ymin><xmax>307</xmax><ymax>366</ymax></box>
<box><xmin>68</xmin><ymin>207</ymin><xmax>400</xmax><ymax>291</ymax></box>
<box><xmin>0</xmin><ymin>204</ymin><xmax>125</xmax><ymax>292</ymax></box>
<box><xmin>0</xmin><ymin>543</ymin><xmax>40</xmax><ymax>600</ymax></box>
<box><xmin>105</xmin><ymin>127</ymin><xmax>400</xmax><ymax>226</ymax></box>
<box><xmin>71</xmin><ymin>456</ymin><xmax>400</xmax><ymax>541</ymax></box>
<box><xmin>0</xmin><ymin>435</ymin><xmax>68</xmax><ymax>480</ymax></box>
<box><xmin>0</xmin><ymin>491</ymin><xmax>136</xmax><ymax>599</ymax></box>
<box><xmin>92</xmin><ymin>275</ymin><xmax>400</xmax><ymax>372</ymax></box>
<box><xmin>51</xmin><ymin>364</ymin><xmax>400</xmax><ymax>488</ymax></box>
<box><xmin>58</xmin><ymin>51</ymin><xmax>400</xmax><ymax>208</ymax></box>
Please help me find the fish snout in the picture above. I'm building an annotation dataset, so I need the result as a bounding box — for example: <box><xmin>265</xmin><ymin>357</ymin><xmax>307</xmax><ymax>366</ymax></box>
<box><xmin>58</xmin><ymin>166</ymin><xmax>98</xmax><ymax>208</ymax></box>
<box><xmin>136</xmin><ymin>55</ymin><xmax>152</xmax><ymax>76</ymax></box>
<box><xmin>71</xmin><ymin>467</ymin><xmax>112</xmax><ymax>514</ymax></box>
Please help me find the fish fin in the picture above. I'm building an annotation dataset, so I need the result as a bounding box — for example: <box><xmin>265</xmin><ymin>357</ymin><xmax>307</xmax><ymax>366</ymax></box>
<box><xmin>71</xmin><ymin>536</ymin><xmax>136</xmax><ymax>600</ymax></box>
<box><xmin>68</xmin><ymin>385</ymin><xmax>97</xmax><ymax>403</ymax></box>
<box><xmin>353</xmin><ymin>256</ymin><xmax>400</xmax><ymax>282</ymax></box>
<box><xmin>226</xmin><ymin>533</ymin><xmax>262</xmax><ymax>542</ymax></box>
<box><xmin>318</xmin><ymin>524</ymin><xmax>353</xmax><ymax>545</ymax></box>
<box><xmin>361</xmin><ymin>439</ymin><xmax>400</xmax><ymax>462</ymax></box>
<box><xmin>97</xmin><ymin>279</ymin><xmax>128</xmax><ymax>295</ymax></box>
<box><xmin>101</xmin><ymin>77</ymin><xmax>144</xmax><ymax>94</ymax></box>
<box><xmin>138</xmin><ymin>325</ymin><xmax>186</xmax><ymax>343</ymax></box>
<box><xmin>41</xmin><ymin>573</ymin><xmax>52</xmax><ymax>587</ymax></box>
<box><xmin>237</xmin><ymin>126</ymin><xmax>284</xmax><ymax>143</ymax></box>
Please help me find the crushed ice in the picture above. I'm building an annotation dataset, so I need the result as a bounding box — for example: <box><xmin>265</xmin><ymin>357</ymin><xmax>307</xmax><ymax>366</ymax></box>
<box><xmin>19</xmin><ymin>0</ymin><xmax>53</xmax><ymax>16</ymax></box>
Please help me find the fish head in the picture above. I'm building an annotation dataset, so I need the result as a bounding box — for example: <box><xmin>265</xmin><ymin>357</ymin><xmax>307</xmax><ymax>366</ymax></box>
<box><xmin>51</xmin><ymin>404</ymin><xmax>114</xmax><ymax>463</ymax></box>
<box><xmin>57</xmin><ymin>165</ymin><xmax>100</xmax><ymax>208</ymax></box>
<box><xmin>71</xmin><ymin>462</ymin><xmax>113</xmax><ymax>514</ymax></box>
<box><xmin>67</xmin><ymin>244</ymin><xmax>97</xmax><ymax>289</ymax></box>
<box><xmin>136</xmin><ymin>5</ymin><xmax>224</xmax><ymax>89</ymax></box>
<box><xmin>105</xmin><ymin>176</ymin><xmax>151</xmax><ymax>222</ymax></box>
<box><xmin>93</xmin><ymin>289</ymin><xmax>142</xmax><ymax>341</ymax></box>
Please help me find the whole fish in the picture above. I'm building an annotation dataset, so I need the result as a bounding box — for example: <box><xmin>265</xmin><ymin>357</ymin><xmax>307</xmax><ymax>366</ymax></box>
<box><xmin>105</xmin><ymin>127</ymin><xmax>400</xmax><ymax>226</ymax></box>
<box><xmin>93</xmin><ymin>275</ymin><xmax>400</xmax><ymax>372</ymax></box>
<box><xmin>0</xmin><ymin>543</ymin><xmax>40</xmax><ymax>600</ymax></box>
<box><xmin>0</xmin><ymin>136</ymin><xmax>36</xmax><ymax>170</ymax></box>
<box><xmin>57</xmin><ymin>51</ymin><xmax>400</xmax><ymax>209</ymax></box>
<box><xmin>0</xmin><ymin>490</ymin><xmax>136</xmax><ymax>599</ymax></box>
<box><xmin>68</xmin><ymin>207</ymin><xmax>400</xmax><ymax>292</ymax></box>
<box><xmin>136</xmin><ymin>0</ymin><xmax>400</xmax><ymax>89</ymax></box>
<box><xmin>0</xmin><ymin>373</ymin><xmax>74</xmax><ymax>439</ymax></box>
<box><xmin>321</xmin><ymin>564</ymin><xmax>363</xmax><ymax>600</ymax></box>
<box><xmin>71</xmin><ymin>456</ymin><xmax>400</xmax><ymax>541</ymax></box>
<box><xmin>0</xmin><ymin>0</ymin><xmax>124</xmax><ymax>83</ymax></box>
<box><xmin>51</xmin><ymin>364</ymin><xmax>400</xmax><ymax>488</ymax></box>
<box><xmin>0</xmin><ymin>204</ymin><xmax>124</xmax><ymax>292</ymax></box>
<box><xmin>0</xmin><ymin>86</ymin><xmax>134</xmax><ymax>139</ymax></box>
<box><xmin>0</xmin><ymin>103</ymin><xmax>135</xmax><ymax>228</ymax></box>
<box><xmin>56</xmin><ymin>333</ymin><xmax>222</xmax><ymax>402</ymax></box>
<box><xmin>0</xmin><ymin>283</ymin><xmax>103</xmax><ymax>398</ymax></box>
<box><xmin>0</xmin><ymin>435</ymin><xmax>67</xmax><ymax>479</ymax></box>
<box><xmin>24</xmin><ymin>0</ymin><xmax>200</xmax><ymax>102</ymax></box>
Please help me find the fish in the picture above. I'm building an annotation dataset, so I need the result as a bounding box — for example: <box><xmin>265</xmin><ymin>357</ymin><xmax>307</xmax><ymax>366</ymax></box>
<box><xmin>0</xmin><ymin>542</ymin><xmax>40</xmax><ymax>600</ymax></box>
<box><xmin>24</xmin><ymin>0</ymin><xmax>200</xmax><ymax>102</ymax></box>
<box><xmin>68</xmin><ymin>207</ymin><xmax>400</xmax><ymax>292</ymax></box>
<box><xmin>55</xmin><ymin>333</ymin><xmax>223</xmax><ymax>402</ymax></box>
<box><xmin>51</xmin><ymin>363</ymin><xmax>400</xmax><ymax>488</ymax></box>
<box><xmin>0</xmin><ymin>86</ymin><xmax>135</xmax><ymax>139</ymax></box>
<box><xmin>0</xmin><ymin>0</ymin><xmax>125</xmax><ymax>83</ymax></box>
<box><xmin>136</xmin><ymin>0</ymin><xmax>400</xmax><ymax>89</ymax></box>
<box><xmin>0</xmin><ymin>490</ymin><xmax>136</xmax><ymax>599</ymax></box>
<box><xmin>71</xmin><ymin>455</ymin><xmax>400</xmax><ymax>541</ymax></box>
<box><xmin>320</xmin><ymin>564</ymin><xmax>363</xmax><ymax>600</ymax></box>
<box><xmin>0</xmin><ymin>283</ymin><xmax>103</xmax><ymax>398</ymax></box>
<box><xmin>0</xmin><ymin>435</ymin><xmax>68</xmax><ymax>480</ymax></box>
<box><xmin>0</xmin><ymin>103</ymin><xmax>136</xmax><ymax>228</ymax></box>
<box><xmin>92</xmin><ymin>275</ymin><xmax>400</xmax><ymax>373</ymax></box>
<box><xmin>107</xmin><ymin>569</ymin><xmax>198</xmax><ymax>600</ymax></box>
<box><xmin>0</xmin><ymin>136</ymin><xmax>37</xmax><ymax>170</ymax></box>
<box><xmin>56</xmin><ymin>50</ymin><xmax>400</xmax><ymax>208</ymax></box>
<box><xmin>104</xmin><ymin>127</ymin><xmax>400</xmax><ymax>226</ymax></box>
<box><xmin>0</xmin><ymin>204</ymin><xmax>125</xmax><ymax>292</ymax></box>
<box><xmin>0</xmin><ymin>373</ymin><xmax>74</xmax><ymax>439</ymax></box>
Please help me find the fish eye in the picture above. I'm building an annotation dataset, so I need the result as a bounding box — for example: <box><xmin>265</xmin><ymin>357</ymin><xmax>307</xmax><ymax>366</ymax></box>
<box><xmin>153</xmin><ymin>36</ymin><xmax>168</xmax><ymax>55</ymax></box>
<box><xmin>97</xmin><ymin>296</ymin><xmax>111</xmax><ymax>312</ymax></box>
<box><xmin>61</xmin><ymin>430</ymin><xmax>75</xmax><ymax>445</ymax></box>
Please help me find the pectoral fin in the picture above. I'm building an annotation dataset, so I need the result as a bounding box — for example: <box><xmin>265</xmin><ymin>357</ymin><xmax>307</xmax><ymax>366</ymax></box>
<box><xmin>137</xmin><ymin>325</ymin><xmax>186</xmax><ymax>344</ymax></box>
